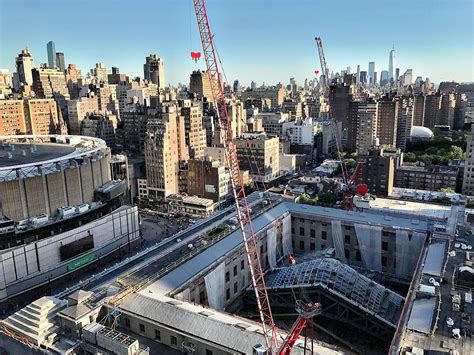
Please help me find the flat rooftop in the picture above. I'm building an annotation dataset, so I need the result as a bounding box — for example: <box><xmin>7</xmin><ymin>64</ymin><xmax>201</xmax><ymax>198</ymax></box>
<box><xmin>0</xmin><ymin>143</ymin><xmax>76</xmax><ymax>167</ymax></box>
<box><xmin>369</xmin><ymin>197</ymin><xmax>453</xmax><ymax>220</ymax></box>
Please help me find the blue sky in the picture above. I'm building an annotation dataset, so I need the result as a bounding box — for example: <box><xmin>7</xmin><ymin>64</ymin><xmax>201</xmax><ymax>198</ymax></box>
<box><xmin>1</xmin><ymin>0</ymin><xmax>473</xmax><ymax>86</ymax></box>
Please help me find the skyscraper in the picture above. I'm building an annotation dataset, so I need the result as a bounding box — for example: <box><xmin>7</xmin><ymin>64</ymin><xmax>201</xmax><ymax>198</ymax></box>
<box><xmin>144</xmin><ymin>54</ymin><xmax>165</xmax><ymax>90</ymax></box>
<box><xmin>356</xmin><ymin>65</ymin><xmax>360</xmax><ymax>84</ymax></box>
<box><xmin>377</xmin><ymin>96</ymin><xmax>399</xmax><ymax>147</ymax></box>
<box><xmin>380</xmin><ymin>70</ymin><xmax>389</xmax><ymax>86</ymax></box>
<box><xmin>388</xmin><ymin>47</ymin><xmax>396</xmax><ymax>81</ymax></box>
<box><xmin>47</xmin><ymin>41</ymin><xmax>56</xmax><ymax>69</ymax></box>
<box><xmin>368</xmin><ymin>62</ymin><xmax>375</xmax><ymax>85</ymax></box>
<box><xmin>55</xmin><ymin>52</ymin><xmax>65</xmax><ymax>71</ymax></box>
<box><xmin>15</xmin><ymin>48</ymin><xmax>36</xmax><ymax>86</ymax></box>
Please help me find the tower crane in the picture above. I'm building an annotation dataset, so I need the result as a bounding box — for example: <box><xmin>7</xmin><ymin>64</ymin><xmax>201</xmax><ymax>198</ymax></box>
<box><xmin>315</xmin><ymin>36</ymin><xmax>366</xmax><ymax>210</ymax></box>
<box><xmin>192</xmin><ymin>1</ymin><xmax>320</xmax><ymax>353</ymax></box>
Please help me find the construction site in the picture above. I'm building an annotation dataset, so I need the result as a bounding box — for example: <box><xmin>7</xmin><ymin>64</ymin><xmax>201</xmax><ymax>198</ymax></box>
<box><xmin>0</xmin><ymin>1</ymin><xmax>472</xmax><ymax>355</ymax></box>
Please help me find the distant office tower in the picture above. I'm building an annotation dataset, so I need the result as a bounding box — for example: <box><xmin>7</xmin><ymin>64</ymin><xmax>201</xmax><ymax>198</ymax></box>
<box><xmin>346</xmin><ymin>66</ymin><xmax>351</xmax><ymax>75</ymax></box>
<box><xmin>368</xmin><ymin>62</ymin><xmax>375</xmax><ymax>85</ymax></box>
<box><xmin>373</xmin><ymin>72</ymin><xmax>378</xmax><ymax>86</ymax></box>
<box><xmin>377</xmin><ymin>96</ymin><xmax>398</xmax><ymax>147</ymax></box>
<box><xmin>364</xmin><ymin>148</ymin><xmax>395</xmax><ymax>196</ymax></box>
<box><xmin>395</xmin><ymin>68</ymin><xmax>400</xmax><ymax>83</ymax></box>
<box><xmin>423</xmin><ymin>93</ymin><xmax>442</xmax><ymax>129</ymax></box>
<box><xmin>145</xmin><ymin>104</ymin><xmax>188</xmax><ymax>200</ymax></box>
<box><xmin>329</xmin><ymin>76</ymin><xmax>357</xmax><ymax>135</ymax></box>
<box><xmin>388</xmin><ymin>47</ymin><xmax>396</xmax><ymax>81</ymax></box>
<box><xmin>233</xmin><ymin>80</ymin><xmax>239</xmax><ymax>94</ymax></box>
<box><xmin>15</xmin><ymin>48</ymin><xmax>36</xmax><ymax>86</ymax></box>
<box><xmin>240</xmin><ymin>84</ymin><xmax>285</xmax><ymax>108</ymax></box>
<box><xmin>251</xmin><ymin>81</ymin><xmax>257</xmax><ymax>90</ymax></box>
<box><xmin>32</xmin><ymin>67</ymin><xmax>70</xmax><ymax>119</ymax></box>
<box><xmin>55</xmin><ymin>52</ymin><xmax>65</xmax><ymax>71</ymax></box>
<box><xmin>356</xmin><ymin>65</ymin><xmax>360</xmax><ymax>84</ymax></box>
<box><xmin>453</xmin><ymin>93</ymin><xmax>468</xmax><ymax>129</ymax></box>
<box><xmin>348</xmin><ymin>99</ymin><xmax>378</xmax><ymax>155</ymax></box>
<box><xmin>360</xmin><ymin>71</ymin><xmax>367</xmax><ymax>85</ymax></box>
<box><xmin>144</xmin><ymin>54</ymin><xmax>165</xmax><ymax>89</ymax></box>
<box><xmin>412</xmin><ymin>94</ymin><xmax>425</xmax><ymax>126</ymax></box>
<box><xmin>463</xmin><ymin>125</ymin><xmax>474</xmax><ymax>195</ymax></box>
<box><xmin>108</xmin><ymin>67</ymin><xmax>127</xmax><ymax>85</ymax></box>
<box><xmin>380</xmin><ymin>70</ymin><xmax>389</xmax><ymax>86</ymax></box>
<box><xmin>396</xmin><ymin>96</ymin><xmax>414</xmax><ymax>151</ymax></box>
<box><xmin>402</xmin><ymin>69</ymin><xmax>413</xmax><ymax>86</ymax></box>
<box><xmin>91</xmin><ymin>63</ymin><xmax>108</xmax><ymax>83</ymax></box>
<box><xmin>47</xmin><ymin>41</ymin><xmax>56</xmax><ymax>69</ymax></box>
<box><xmin>189</xmin><ymin>70</ymin><xmax>213</xmax><ymax>99</ymax></box>
<box><xmin>67</xmin><ymin>96</ymin><xmax>99</xmax><ymax>134</ymax></box>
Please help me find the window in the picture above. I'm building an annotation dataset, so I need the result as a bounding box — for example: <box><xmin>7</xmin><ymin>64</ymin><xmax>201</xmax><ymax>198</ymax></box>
<box><xmin>234</xmin><ymin>282</ymin><xmax>238</xmax><ymax>293</ymax></box>
<box><xmin>300</xmin><ymin>218</ymin><xmax>305</xmax><ymax>222</ymax></box>
<box><xmin>382</xmin><ymin>256</ymin><xmax>387</xmax><ymax>267</ymax></box>
<box><xmin>154</xmin><ymin>329</ymin><xmax>161</xmax><ymax>340</ymax></box>
<box><xmin>241</xmin><ymin>260</ymin><xmax>245</xmax><ymax>270</ymax></box>
<box><xmin>344</xmin><ymin>226</ymin><xmax>351</xmax><ymax>230</ymax></box>
<box><xmin>299</xmin><ymin>240</ymin><xmax>305</xmax><ymax>250</ymax></box>
<box><xmin>171</xmin><ymin>336</ymin><xmax>177</xmax><ymax>346</ymax></box>
<box><xmin>291</xmin><ymin>227</ymin><xmax>295</xmax><ymax>234</ymax></box>
<box><xmin>260</xmin><ymin>245</ymin><xmax>264</xmax><ymax>255</ymax></box>
<box><xmin>225</xmin><ymin>271</ymin><xmax>230</xmax><ymax>282</ymax></box>
<box><xmin>382</xmin><ymin>241</ymin><xmax>388</xmax><ymax>251</ymax></box>
<box><xmin>139</xmin><ymin>323</ymin><xmax>145</xmax><ymax>333</ymax></box>
<box><xmin>310</xmin><ymin>243</ymin><xmax>315</xmax><ymax>251</ymax></box>
<box><xmin>206</xmin><ymin>350</ymin><xmax>213</xmax><ymax>355</ymax></box>
<box><xmin>321</xmin><ymin>244</ymin><xmax>326</xmax><ymax>250</ymax></box>
<box><xmin>233</xmin><ymin>265</ymin><xmax>237</xmax><ymax>276</ymax></box>
<box><xmin>356</xmin><ymin>251</ymin><xmax>361</xmax><ymax>261</ymax></box>
<box><xmin>299</xmin><ymin>227</ymin><xmax>305</xmax><ymax>236</ymax></box>
<box><xmin>124</xmin><ymin>318</ymin><xmax>130</xmax><ymax>328</ymax></box>
<box><xmin>321</xmin><ymin>231</ymin><xmax>327</xmax><ymax>240</ymax></box>
<box><xmin>344</xmin><ymin>235</ymin><xmax>351</xmax><ymax>244</ymax></box>
<box><xmin>226</xmin><ymin>288</ymin><xmax>230</xmax><ymax>300</ymax></box>
<box><xmin>310</xmin><ymin>229</ymin><xmax>316</xmax><ymax>238</ymax></box>
<box><xmin>344</xmin><ymin>249</ymin><xmax>350</xmax><ymax>259</ymax></box>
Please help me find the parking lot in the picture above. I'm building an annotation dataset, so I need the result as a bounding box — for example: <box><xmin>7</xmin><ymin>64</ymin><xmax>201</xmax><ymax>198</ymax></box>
<box><xmin>139</xmin><ymin>213</ymin><xmax>187</xmax><ymax>246</ymax></box>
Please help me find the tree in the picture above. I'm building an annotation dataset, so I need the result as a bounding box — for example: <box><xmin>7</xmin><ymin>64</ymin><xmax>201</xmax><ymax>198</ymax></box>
<box><xmin>449</xmin><ymin>146</ymin><xmax>464</xmax><ymax>160</ymax></box>
<box><xmin>438</xmin><ymin>187</ymin><xmax>454</xmax><ymax>193</ymax></box>
<box><xmin>344</xmin><ymin>158</ymin><xmax>357</xmax><ymax>169</ymax></box>
<box><xmin>318</xmin><ymin>191</ymin><xmax>334</xmax><ymax>206</ymax></box>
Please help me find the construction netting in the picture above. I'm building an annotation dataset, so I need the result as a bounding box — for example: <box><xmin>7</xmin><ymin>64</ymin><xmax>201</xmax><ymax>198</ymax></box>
<box><xmin>282</xmin><ymin>213</ymin><xmax>293</xmax><ymax>256</ymax></box>
<box><xmin>267</xmin><ymin>225</ymin><xmax>277</xmax><ymax>270</ymax></box>
<box><xmin>355</xmin><ymin>223</ymin><xmax>383</xmax><ymax>272</ymax></box>
<box><xmin>331</xmin><ymin>220</ymin><xmax>346</xmax><ymax>262</ymax></box>
<box><xmin>204</xmin><ymin>261</ymin><xmax>225</xmax><ymax>310</ymax></box>
<box><xmin>395</xmin><ymin>230</ymin><xmax>426</xmax><ymax>278</ymax></box>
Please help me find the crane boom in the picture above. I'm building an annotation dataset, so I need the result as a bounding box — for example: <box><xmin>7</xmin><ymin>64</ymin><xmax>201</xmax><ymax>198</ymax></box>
<box><xmin>192</xmin><ymin>0</ymin><xmax>279</xmax><ymax>351</ymax></box>
<box><xmin>315</xmin><ymin>37</ymin><xmax>330</xmax><ymax>92</ymax></box>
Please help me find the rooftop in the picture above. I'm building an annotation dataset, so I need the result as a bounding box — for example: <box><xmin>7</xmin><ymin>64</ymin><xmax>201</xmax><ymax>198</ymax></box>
<box><xmin>0</xmin><ymin>143</ymin><xmax>75</xmax><ymax>167</ymax></box>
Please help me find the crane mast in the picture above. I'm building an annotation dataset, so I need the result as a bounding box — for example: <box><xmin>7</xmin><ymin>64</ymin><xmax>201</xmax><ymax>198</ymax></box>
<box><xmin>192</xmin><ymin>0</ymin><xmax>279</xmax><ymax>351</ymax></box>
<box><xmin>315</xmin><ymin>37</ymin><xmax>330</xmax><ymax>93</ymax></box>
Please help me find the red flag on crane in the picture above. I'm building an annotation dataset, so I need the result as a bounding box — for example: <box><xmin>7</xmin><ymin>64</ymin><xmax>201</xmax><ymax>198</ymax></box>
<box><xmin>314</xmin><ymin>70</ymin><xmax>319</xmax><ymax>75</ymax></box>
<box><xmin>191</xmin><ymin>51</ymin><xmax>201</xmax><ymax>63</ymax></box>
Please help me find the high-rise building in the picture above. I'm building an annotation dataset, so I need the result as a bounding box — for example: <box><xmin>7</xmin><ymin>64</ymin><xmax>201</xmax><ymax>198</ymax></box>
<box><xmin>402</xmin><ymin>69</ymin><xmax>413</xmax><ymax>86</ymax></box>
<box><xmin>108</xmin><ymin>67</ymin><xmax>127</xmax><ymax>85</ymax></box>
<box><xmin>187</xmin><ymin>158</ymin><xmax>230</xmax><ymax>203</ymax></box>
<box><xmin>80</xmin><ymin>114</ymin><xmax>116</xmax><ymax>148</ymax></box>
<box><xmin>380</xmin><ymin>70</ymin><xmax>389</xmax><ymax>86</ymax></box>
<box><xmin>359</xmin><ymin>71</ymin><xmax>367</xmax><ymax>85</ymax></box>
<box><xmin>15</xmin><ymin>48</ymin><xmax>36</xmax><ymax>87</ymax></box>
<box><xmin>377</xmin><ymin>96</ymin><xmax>399</xmax><ymax>147</ymax></box>
<box><xmin>24</xmin><ymin>99</ymin><xmax>59</xmax><ymax>135</ymax></box>
<box><xmin>235</xmin><ymin>133</ymin><xmax>280</xmax><ymax>183</ymax></box>
<box><xmin>423</xmin><ymin>93</ymin><xmax>442</xmax><ymax>129</ymax></box>
<box><xmin>47</xmin><ymin>41</ymin><xmax>56</xmax><ymax>69</ymax></box>
<box><xmin>373</xmin><ymin>72</ymin><xmax>378</xmax><ymax>86</ymax></box>
<box><xmin>180</xmin><ymin>99</ymin><xmax>206</xmax><ymax>159</ymax></box>
<box><xmin>145</xmin><ymin>103</ymin><xmax>188</xmax><ymax>201</ymax></box>
<box><xmin>55</xmin><ymin>52</ymin><xmax>65</xmax><ymax>71</ymax></box>
<box><xmin>388</xmin><ymin>47</ymin><xmax>396</xmax><ymax>81</ymax></box>
<box><xmin>364</xmin><ymin>148</ymin><xmax>395</xmax><ymax>196</ymax></box>
<box><xmin>67</xmin><ymin>96</ymin><xmax>99</xmax><ymax>134</ymax></box>
<box><xmin>438</xmin><ymin>93</ymin><xmax>456</xmax><ymax>128</ymax></box>
<box><xmin>0</xmin><ymin>69</ymin><xmax>13</xmax><ymax>97</ymax></box>
<box><xmin>0</xmin><ymin>100</ymin><xmax>26</xmax><ymax>135</ymax></box>
<box><xmin>349</xmin><ymin>99</ymin><xmax>378</xmax><ymax>155</ymax></box>
<box><xmin>329</xmin><ymin>75</ymin><xmax>358</xmax><ymax>136</ymax></box>
<box><xmin>65</xmin><ymin>64</ymin><xmax>82</xmax><ymax>99</ymax></box>
<box><xmin>396</xmin><ymin>97</ymin><xmax>414</xmax><ymax>151</ymax></box>
<box><xmin>356</xmin><ymin>65</ymin><xmax>360</xmax><ymax>84</ymax></box>
<box><xmin>395</xmin><ymin>68</ymin><xmax>400</xmax><ymax>83</ymax></box>
<box><xmin>368</xmin><ymin>62</ymin><xmax>375</xmax><ymax>85</ymax></box>
<box><xmin>144</xmin><ymin>54</ymin><xmax>165</xmax><ymax>89</ymax></box>
<box><xmin>412</xmin><ymin>94</ymin><xmax>425</xmax><ymax>126</ymax></box>
<box><xmin>189</xmin><ymin>70</ymin><xmax>213</xmax><ymax>100</ymax></box>
<box><xmin>240</xmin><ymin>84</ymin><xmax>285</xmax><ymax>107</ymax></box>
<box><xmin>463</xmin><ymin>125</ymin><xmax>474</xmax><ymax>195</ymax></box>
<box><xmin>91</xmin><ymin>63</ymin><xmax>108</xmax><ymax>83</ymax></box>
<box><xmin>31</xmin><ymin>67</ymin><xmax>70</xmax><ymax>119</ymax></box>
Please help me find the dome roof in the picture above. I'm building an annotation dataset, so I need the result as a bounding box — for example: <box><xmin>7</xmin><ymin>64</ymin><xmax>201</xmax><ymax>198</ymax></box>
<box><xmin>411</xmin><ymin>126</ymin><xmax>434</xmax><ymax>138</ymax></box>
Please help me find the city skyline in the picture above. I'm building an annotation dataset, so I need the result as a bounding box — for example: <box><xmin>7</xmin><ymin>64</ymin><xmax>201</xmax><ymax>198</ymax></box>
<box><xmin>1</xmin><ymin>0</ymin><xmax>473</xmax><ymax>86</ymax></box>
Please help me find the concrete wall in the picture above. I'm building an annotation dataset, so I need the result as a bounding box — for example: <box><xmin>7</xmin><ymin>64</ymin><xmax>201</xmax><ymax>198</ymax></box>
<box><xmin>46</xmin><ymin>172</ymin><xmax>67</xmax><ymax>216</ymax></box>
<box><xmin>64</xmin><ymin>167</ymin><xmax>82</xmax><ymax>206</ymax></box>
<box><xmin>0</xmin><ymin>179</ymin><xmax>25</xmax><ymax>221</ymax></box>
<box><xmin>24</xmin><ymin>175</ymin><xmax>48</xmax><ymax>217</ymax></box>
<box><xmin>0</xmin><ymin>206</ymin><xmax>139</xmax><ymax>302</ymax></box>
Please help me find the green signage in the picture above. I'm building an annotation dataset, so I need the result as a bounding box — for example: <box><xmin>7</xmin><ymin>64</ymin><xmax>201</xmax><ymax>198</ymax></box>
<box><xmin>67</xmin><ymin>253</ymin><xmax>96</xmax><ymax>271</ymax></box>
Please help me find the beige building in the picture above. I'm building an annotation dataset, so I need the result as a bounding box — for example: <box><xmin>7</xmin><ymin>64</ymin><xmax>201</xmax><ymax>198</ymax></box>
<box><xmin>235</xmin><ymin>133</ymin><xmax>280</xmax><ymax>183</ymax></box>
<box><xmin>15</xmin><ymin>47</ymin><xmax>36</xmax><ymax>87</ymax></box>
<box><xmin>461</xmin><ymin>124</ymin><xmax>474</xmax><ymax>195</ymax></box>
<box><xmin>67</xmin><ymin>96</ymin><xmax>99</xmax><ymax>134</ymax></box>
<box><xmin>65</xmin><ymin>64</ymin><xmax>82</xmax><ymax>99</ymax></box>
<box><xmin>349</xmin><ymin>100</ymin><xmax>378</xmax><ymax>155</ymax></box>
<box><xmin>0</xmin><ymin>100</ymin><xmax>26</xmax><ymax>135</ymax></box>
<box><xmin>180</xmin><ymin>99</ymin><xmax>206</xmax><ymax>159</ymax></box>
<box><xmin>25</xmin><ymin>99</ymin><xmax>60</xmax><ymax>135</ymax></box>
<box><xmin>377</xmin><ymin>97</ymin><xmax>398</xmax><ymax>147</ymax></box>
<box><xmin>144</xmin><ymin>54</ymin><xmax>165</xmax><ymax>90</ymax></box>
<box><xmin>31</xmin><ymin>67</ymin><xmax>70</xmax><ymax>119</ymax></box>
<box><xmin>144</xmin><ymin>104</ymin><xmax>188</xmax><ymax>201</ymax></box>
<box><xmin>189</xmin><ymin>70</ymin><xmax>214</xmax><ymax>100</ymax></box>
<box><xmin>240</xmin><ymin>84</ymin><xmax>285</xmax><ymax>107</ymax></box>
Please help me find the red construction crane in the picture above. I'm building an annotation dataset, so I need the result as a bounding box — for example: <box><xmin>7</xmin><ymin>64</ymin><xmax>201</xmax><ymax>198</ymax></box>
<box><xmin>192</xmin><ymin>1</ymin><xmax>320</xmax><ymax>352</ymax></box>
<box><xmin>192</xmin><ymin>0</ymin><xmax>279</xmax><ymax>351</ymax></box>
<box><xmin>315</xmin><ymin>37</ymin><xmax>330</xmax><ymax>93</ymax></box>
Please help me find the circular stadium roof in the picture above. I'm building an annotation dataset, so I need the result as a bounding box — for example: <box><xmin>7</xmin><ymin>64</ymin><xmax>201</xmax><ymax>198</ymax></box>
<box><xmin>410</xmin><ymin>126</ymin><xmax>434</xmax><ymax>139</ymax></box>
